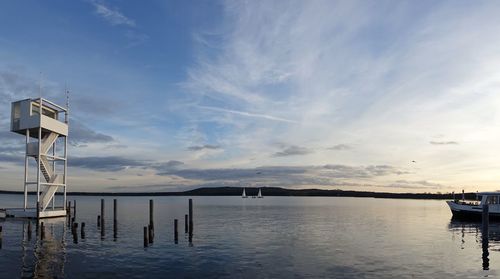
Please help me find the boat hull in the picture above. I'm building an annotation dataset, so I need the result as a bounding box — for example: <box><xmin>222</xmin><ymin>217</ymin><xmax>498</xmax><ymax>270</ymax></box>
<box><xmin>447</xmin><ymin>201</ymin><xmax>500</xmax><ymax>221</ymax></box>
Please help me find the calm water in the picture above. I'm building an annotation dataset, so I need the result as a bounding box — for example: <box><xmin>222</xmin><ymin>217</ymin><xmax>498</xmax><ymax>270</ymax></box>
<box><xmin>0</xmin><ymin>195</ymin><xmax>498</xmax><ymax>278</ymax></box>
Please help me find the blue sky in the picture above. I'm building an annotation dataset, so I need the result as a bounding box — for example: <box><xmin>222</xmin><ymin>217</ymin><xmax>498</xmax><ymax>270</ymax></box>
<box><xmin>1</xmin><ymin>0</ymin><xmax>500</xmax><ymax>193</ymax></box>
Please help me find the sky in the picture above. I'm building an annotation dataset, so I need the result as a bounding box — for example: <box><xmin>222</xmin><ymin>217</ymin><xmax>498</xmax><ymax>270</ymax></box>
<box><xmin>1</xmin><ymin>0</ymin><xmax>500</xmax><ymax>193</ymax></box>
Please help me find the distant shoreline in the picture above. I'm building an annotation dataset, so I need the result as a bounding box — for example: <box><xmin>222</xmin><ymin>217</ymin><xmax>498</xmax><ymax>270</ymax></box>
<box><xmin>0</xmin><ymin>186</ymin><xmax>471</xmax><ymax>200</ymax></box>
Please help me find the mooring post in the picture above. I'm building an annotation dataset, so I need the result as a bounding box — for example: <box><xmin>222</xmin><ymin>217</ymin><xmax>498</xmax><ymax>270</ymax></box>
<box><xmin>74</xmin><ymin>200</ymin><xmax>77</xmax><ymax>218</ymax></box>
<box><xmin>81</xmin><ymin>222</ymin><xmax>86</xmax><ymax>239</ymax></box>
<box><xmin>68</xmin><ymin>201</ymin><xmax>71</xmax><ymax>217</ymax></box>
<box><xmin>73</xmin><ymin>223</ymin><xmax>78</xmax><ymax>244</ymax></box>
<box><xmin>113</xmin><ymin>199</ymin><xmax>117</xmax><ymax>239</ymax></box>
<box><xmin>189</xmin><ymin>199</ymin><xmax>193</xmax><ymax>236</ymax></box>
<box><xmin>149</xmin><ymin>199</ymin><xmax>154</xmax><ymax>240</ymax></box>
<box><xmin>97</xmin><ymin>215</ymin><xmax>101</xmax><ymax>227</ymax></box>
<box><xmin>174</xmin><ymin>219</ymin><xmax>178</xmax><ymax>243</ymax></box>
<box><xmin>36</xmin><ymin>201</ymin><xmax>40</xmax><ymax>220</ymax></box>
<box><xmin>101</xmin><ymin>199</ymin><xmax>105</xmax><ymax>238</ymax></box>
<box><xmin>483</xmin><ymin>204</ymin><xmax>490</xmax><ymax>233</ymax></box>
<box><xmin>148</xmin><ymin>224</ymin><xmax>153</xmax><ymax>244</ymax></box>
<box><xmin>27</xmin><ymin>221</ymin><xmax>32</xmax><ymax>241</ymax></box>
<box><xmin>143</xmin><ymin>226</ymin><xmax>148</xmax><ymax>247</ymax></box>
<box><xmin>185</xmin><ymin>214</ymin><xmax>188</xmax><ymax>233</ymax></box>
<box><xmin>40</xmin><ymin>222</ymin><xmax>45</xmax><ymax>240</ymax></box>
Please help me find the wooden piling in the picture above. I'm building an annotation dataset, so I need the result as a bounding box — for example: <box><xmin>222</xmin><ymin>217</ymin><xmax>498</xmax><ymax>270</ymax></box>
<box><xmin>185</xmin><ymin>214</ymin><xmax>188</xmax><ymax>233</ymax></box>
<box><xmin>148</xmin><ymin>224</ymin><xmax>153</xmax><ymax>244</ymax></box>
<box><xmin>73</xmin><ymin>223</ymin><xmax>78</xmax><ymax>244</ymax></box>
<box><xmin>27</xmin><ymin>221</ymin><xmax>32</xmax><ymax>240</ymax></box>
<box><xmin>143</xmin><ymin>226</ymin><xmax>148</xmax><ymax>247</ymax></box>
<box><xmin>483</xmin><ymin>204</ymin><xmax>490</xmax><ymax>233</ymax></box>
<box><xmin>68</xmin><ymin>201</ymin><xmax>71</xmax><ymax>217</ymax></box>
<box><xmin>40</xmin><ymin>222</ymin><xmax>45</xmax><ymax>240</ymax></box>
<box><xmin>36</xmin><ymin>201</ymin><xmax>40</xmax><ymax>220</ymax></box>
<box><xmin>113</xmin><ymin>199</ymin><xmax>117</xmax><ymax>239</ymax></box>
<box><xmin>149</xmin><ymin>199</ymin><xmax>154</xmax><ymax>240</ymax></box>
<box><xmin>81</xmin><ymin>222</ymin><xmax>86</xmax><ymax>239</ymax></box>
<box><xmin>74</xmin><ymin>200</ymin><xmax>77</xmax><ymax>218</ymax></box>
<box><xmin>0</xmin><ymin>226</ymin><xmax>2</xmax><ymax>249</ymax></box>
<box><xmin>174</xmin><ymin>219</ymin><xmax>178</xmax><ymax>243</ymax></box>
<box><xmin>97</xmin><ymin>215</ymin><xmax>101</xmax><ymax>227</ymax></box>
<box><xmin>189</xmin><ymin>199</ymin><xmax>193</xmax><ymax>235</ymax></box>
<box><xmin>101</xmin><ymin>199</ymin><xmax>105</xmax><ymax>238</ymax></box>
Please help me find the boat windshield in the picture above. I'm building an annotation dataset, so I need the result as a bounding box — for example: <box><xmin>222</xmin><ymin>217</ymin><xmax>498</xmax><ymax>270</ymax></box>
<box><xmin>487</xmin><ymin>195</ymin><xmax>500</xmax><ymax>204</ymax></box>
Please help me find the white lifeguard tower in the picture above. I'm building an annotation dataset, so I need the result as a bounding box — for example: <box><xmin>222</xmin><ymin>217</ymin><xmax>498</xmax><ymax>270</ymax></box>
<box><xmin>6</xmin><ymin>98</ymin><xmax>69</xmax><ymax>218</ymax></box>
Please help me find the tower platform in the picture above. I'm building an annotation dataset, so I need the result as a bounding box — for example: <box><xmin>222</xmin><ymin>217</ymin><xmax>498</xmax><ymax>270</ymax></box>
<box><xmin>4</xmin><ymin>207</ymin><xmax>66</xmax><ymax>219</ymax></box>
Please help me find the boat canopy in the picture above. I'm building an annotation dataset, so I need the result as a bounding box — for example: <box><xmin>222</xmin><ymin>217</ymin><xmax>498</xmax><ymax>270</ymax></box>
<box><xmin>477</xmin><ymin>192</ymin><xmax>500</xmax><ymax>196</ymax></box>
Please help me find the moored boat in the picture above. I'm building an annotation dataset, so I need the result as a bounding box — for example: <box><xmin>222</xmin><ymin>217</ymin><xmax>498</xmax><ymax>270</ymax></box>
<box><xmin>447</xmin><ymin>192</ymin><xmax>500</xmax><ymax>220</ymax></box>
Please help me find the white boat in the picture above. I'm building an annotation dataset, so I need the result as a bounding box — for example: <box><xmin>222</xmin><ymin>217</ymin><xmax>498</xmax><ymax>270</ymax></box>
<box><xmin>257</xmin><ymin>188</ymin><xmax>263</xmax><ymax>198</ymax></box>
<box><xmin>242</xmin><ymin>188</ymin><xmax>248</xmax><ymax>198</ymax></box>
<box><xmin>447</xmin><ymin>191</ymin><xmax>500</xmax><ymax>220</ymax></box>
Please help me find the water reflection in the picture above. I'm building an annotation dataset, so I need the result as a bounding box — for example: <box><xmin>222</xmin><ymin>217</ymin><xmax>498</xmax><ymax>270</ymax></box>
<box><xmin>447</xmin><ymin>220</ymin><xmax>500</xmax><ymax>271</ymax></box>
<box><xmin>19</xmin><ymin>218</ymin><xmax>67</xmax><ymax>278</ymax></box>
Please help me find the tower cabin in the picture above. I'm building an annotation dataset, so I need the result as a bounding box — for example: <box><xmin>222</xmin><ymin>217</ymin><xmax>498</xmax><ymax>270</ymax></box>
<box><xmin>6</xmin><ymin>98</ymin><xmax>69</xmax><ymax>218</ymax></box>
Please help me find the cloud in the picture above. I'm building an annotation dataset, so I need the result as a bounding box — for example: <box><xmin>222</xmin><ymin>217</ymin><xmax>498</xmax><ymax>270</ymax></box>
<box><xmin>273</xmin><ymin>145</ymin><xmax>312</xmax><ymax>157</ymax></box>
<box><xmin>187</xmin><ymin>144</ymin><xmax>221</xmax><ymax>151</ymax></box>
<box><xmin>328</xmin><ymin>144</ymin><xmax>352</xmax><ymax>151</ymax></box>
<box><xmin>70</xmin><ymin>121</ymin><xmax>114</xmax><ymax>145</ymax></box>
<box><xmin>429</xmin><ymin>141</ymin><xmax>459</xmax><ymax>145</ymax></box>
<box><xmin>197</xmin><ymin>105</ymin><xmax>298</xmax><ymax>124</ymax></box>
<box><xmin>151</xmin><ymin>160</ymin><xmax>185</xmax><ymax>173</ymax></box>
<box><xmin>386</xmin><ymin>180</ymin><xmax>448</xmax><ymax>189</ymax></box>
<box><xmin>91</xmin><ymin>1</ymin><xmax>135</xmax><ymax>27</ymax></box>
<box><xmin>69</xmin><ymin>156</ymin><xmax>145</xmax><ymax>172</ymax></box>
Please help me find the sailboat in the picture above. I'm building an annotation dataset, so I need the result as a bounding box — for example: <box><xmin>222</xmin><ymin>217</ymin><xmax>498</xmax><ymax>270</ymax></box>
<box><xmin>257</xmin><ymin>188</ymin><xmax>263</xmax><ymax>198</ymax></box>
<box><xmin>242</xmin><ymin>188</ymin><xmax>248</xmax><ymax>198</ymax></box>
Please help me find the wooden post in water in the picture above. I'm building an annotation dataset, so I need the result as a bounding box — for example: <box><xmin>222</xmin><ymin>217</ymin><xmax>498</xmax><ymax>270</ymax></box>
<box><xmin>113</xmin><ymin>199</ymin><xmax>117</xmax><ymax>239</ymax></box>
<box><xmin>148</xmin><ymin>224</ymin><xmax>153</xmax><ymax>244</ymax></box>
<box><xmin>188</xmin><ymin>199</ymin><xmax>193</xmax><ymax>236</ymax></box>
<box><xmin>185</xmin><ymin>214</ymin><xmax>188</xmax><ymax>233</ymax></box>
<box><xmin>101</xmin><ymin>199</ymin><xmax>105</xmax><ymax>238</ymax></box>
<box><xmin>40</xmin><ymin>222</ymin><xmax>45</xmax><ymax>240</ymax></box>
<box><xmin>0</xmin><ymin>226</ymin><xmax>2</xmax><ymax>249</ymax></box>
<box><xmin>36</xmin><ymin>201</ymin><xmax>40</xmax><ymax>220</ymax></box>
<box><xmin>97</xmin><ymin>215</ymin><xmax>101</xmax><ymax>227</ymax></box>
<box><xmin>81</xmin><ymin>222</ymin><xmax>86</xmax><ymax>239</ymax></box>
<box><xmin>149</xmin><ymin>199</ymin><xmax>154</xmax><ymax>241</ymax></box>
<box><xmin>74</xmin><ymin>200</ymin><xmax>77</xmax><ymax>218</ymax></box>
<box><xmin>68</xmin><ymin>201</ymin><xmax>71</xmax><ymax>217</ymax></box>
<box><xmin>73</xmin><ymin>223</ymin><xmax>78</xmax><ymax>244</ymax></box>
<box><xmin>174</xmin><ymin>219</ymin><xmax>178</xmax><ymax>243</ymax></box>
<box><xmin>143</xmin><ymin>226</ymin><xmax>148</xmax><ymax>247</ymax></box>
<box><xmin>27</xmin><ymin>221</ymin><xmax>32</xmax><ymax>241</ymax></box>
<box><xmin>483</xmin><ymin>204</ymin><xmax>490</xmax><ymax>233</ymax></box>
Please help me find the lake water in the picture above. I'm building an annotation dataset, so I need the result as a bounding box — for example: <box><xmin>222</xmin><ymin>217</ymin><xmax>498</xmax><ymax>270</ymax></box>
<box><xmin>0</xmin><ymin>194</ymin><xmax>497</xmax><ymax>278</ymax></box>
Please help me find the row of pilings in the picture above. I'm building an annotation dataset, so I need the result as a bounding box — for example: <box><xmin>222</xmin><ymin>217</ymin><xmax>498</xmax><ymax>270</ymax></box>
<box><xmin>0</xmin><ymin>198</ymin><xmax>195</xmax><ymax>248</ymax></box>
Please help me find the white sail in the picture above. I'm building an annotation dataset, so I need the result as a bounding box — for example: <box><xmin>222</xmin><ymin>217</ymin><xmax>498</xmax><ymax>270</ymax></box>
<box><xmin>242</xmin><ymin>188</ymin><xmax>248</xmax><ymax>198</ymax></box>
<box><xmin>258</xmin><ymin>188</ymin><xmax>263</xmax><ymax>198</ymax></box>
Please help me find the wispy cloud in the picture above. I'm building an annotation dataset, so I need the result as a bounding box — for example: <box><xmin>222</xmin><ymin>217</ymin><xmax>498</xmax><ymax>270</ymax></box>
<box><xmin>429</xmin><ymin>141</ymin><xmax>459</xmax><ymax>145</ymax></box>
<box><xmin>328</xmin><ymin>144</ymin><xmax>352</xmax><ymax>151</ymax></box>
<box><xmin>197</xmin><ymin>105</ymin><xmax>298</xmax><ymax>124</ymax></box>
<box><xmin>187</xmin><ymin>144</ymin><xmax>221</xmax><ymax>151</ymax></box>
<box><xmin>273</xmin><ymin>145</ymin><xmax>312</xmax><ymax>157</ymax></box>
<box><xmin>91</xmin><ymin>1</ymin><xmax>135</xmax><ymax>27</ymax></box>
